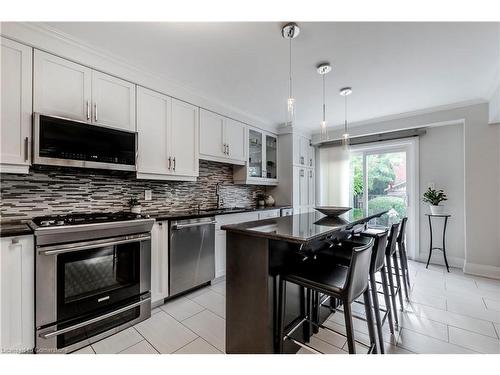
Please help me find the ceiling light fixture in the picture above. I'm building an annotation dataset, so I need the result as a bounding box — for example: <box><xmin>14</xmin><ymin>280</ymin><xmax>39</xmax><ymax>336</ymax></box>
<box><xmin>339</xmin><ymin>87</ymin><xmax>352</xmax><ymax>150</ymax></box>
<box><xmin>317</xmin><ymin>63</ymin><xmax>332</xmax><ymax>140</ymax></box>
<box><xmin>282</xmin><ymin>22</ymin><xmax>300</xmax><ymax>127</ymax></box>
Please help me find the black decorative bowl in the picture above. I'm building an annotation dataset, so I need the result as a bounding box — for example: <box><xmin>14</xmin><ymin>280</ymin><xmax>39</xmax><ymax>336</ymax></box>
<box><xmin>314</xmin><ymin>206</ymin><xmax>352</xmax><ymax>217</ymax></box>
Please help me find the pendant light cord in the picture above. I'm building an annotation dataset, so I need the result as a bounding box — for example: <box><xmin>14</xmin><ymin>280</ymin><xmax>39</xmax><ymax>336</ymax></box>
<box><xmin>344</xmin><ymin>94</ymin><xmax>348</xmax><ymax>135</ymax></box>
<box><xmin>322</xmin><ymin>74</ymin><xmax>326</xmax><ymax>122</ymax></box>
<box><xmin>289</xmin><ymin>38</ymin><xmax>293</xmax><ymax>99</ymax></box>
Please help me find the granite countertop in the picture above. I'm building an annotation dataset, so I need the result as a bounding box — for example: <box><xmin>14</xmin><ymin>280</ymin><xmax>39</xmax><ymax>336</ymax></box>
<box><xmin>0</xmin><ymin>222</ymin><xmax>33</xmax><ymax>238</ymax></box>
<box><xmin>149</xmin><ymin>205</ymin><xmax>291</xmax><ymax>221</ymax></box>
<box><xmin>0</xmin><ymin>205</ymin><xmax>292</xmax><ymax>237</ymax></box>
<box><xmin>221</xmin><ymin>210</ymin><xmax>388</xmax><ymax>244</ymax></box>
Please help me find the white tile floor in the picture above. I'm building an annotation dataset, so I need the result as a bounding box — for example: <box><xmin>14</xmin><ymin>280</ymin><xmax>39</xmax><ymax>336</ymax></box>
<box><xmin>72</xmin><ymin>260</ymin><xmax>500</xmax><ymax>354</ymax></box>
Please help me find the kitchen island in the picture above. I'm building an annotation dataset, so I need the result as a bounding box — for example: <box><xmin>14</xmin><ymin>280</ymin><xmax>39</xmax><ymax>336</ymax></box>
<box><xmin>222</xmin><ymin>210</ymin><xmax>387</xmax><ymax>354</ymax></box>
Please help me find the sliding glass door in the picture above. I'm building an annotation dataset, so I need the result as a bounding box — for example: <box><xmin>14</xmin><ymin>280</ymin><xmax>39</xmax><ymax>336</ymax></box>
<box><xmin>349</xmin><ymin>139</ymin><xmax>418</xmax><ymax>258</ymax></box>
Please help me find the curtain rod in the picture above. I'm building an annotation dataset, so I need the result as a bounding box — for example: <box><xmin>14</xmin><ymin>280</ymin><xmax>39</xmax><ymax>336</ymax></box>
<box><xmin>317</xmin><ymin>128</ymin><xmax>427</xmax><ymax>148</ymax></box>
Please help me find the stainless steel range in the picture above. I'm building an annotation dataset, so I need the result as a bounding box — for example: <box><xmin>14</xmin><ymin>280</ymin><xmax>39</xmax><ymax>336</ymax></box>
<box><xmin>30</xmin><ymin>212</ymin><xmax>154</xmax><ymax>353</ymax></box>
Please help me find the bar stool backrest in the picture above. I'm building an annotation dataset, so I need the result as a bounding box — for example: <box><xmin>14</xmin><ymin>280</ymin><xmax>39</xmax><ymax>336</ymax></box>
<box><xmin>397</xmin><ymin>217</ymin><xmax>408</xmax><ymax>245</ymax></box>
<box><xmin>344</xmin><ymin>238</ymin><xmax>374</xmax><ymax>302</ymax></box>
<box><xmin>370</xmin><ymin>230</ymin><xmax>389</xmax><ymax>273</ymax></box>
<box><xmin>385</xmin><ymin>222</ymin><xmax>400</xmax><ymax>256</ymax></box>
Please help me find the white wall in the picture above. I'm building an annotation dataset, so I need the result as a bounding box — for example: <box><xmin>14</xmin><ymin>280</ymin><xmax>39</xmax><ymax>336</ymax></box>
<box><xmin>490</xmin><ymin>84</ymin><xmax>500</xmax><ymax>124</ymax></box>
<box><xmin>419</xmin><ymin>124</ymin><xmax>465</xmax><ymax>267</ymax></box>
<box><xmin>313</xmin><ymin>103</ymin><xmax>500</xmax><ymax>278</ymax></box>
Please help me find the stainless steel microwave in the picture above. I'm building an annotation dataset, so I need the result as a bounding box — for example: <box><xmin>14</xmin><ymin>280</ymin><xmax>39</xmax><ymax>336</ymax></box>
<box><xmin>33</xmin><ymin>113</ymin><xmax>137</xmax><ymax>171</ymax></box>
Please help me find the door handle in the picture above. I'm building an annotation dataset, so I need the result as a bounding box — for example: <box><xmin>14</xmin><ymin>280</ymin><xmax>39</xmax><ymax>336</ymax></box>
<box><xmin>24</xmin><ymin>137</ymin><xmax>29</xmax><ymax>161</ymax></box>
<box><xmin>173</xmin><ymin>157</ymin><xmax>176</xmax><ymax>171</ymax></box>
<box><xmin>168</xmin><ymin>157</ymin><xmax>172</xmax><ymax>171</ymax></box>
<box><xmin>171</xmin><ymin>221</ymin><xmax>216</xmax><ymax>230</ymax></box>
<box><xmin>86</xmin><ymin>101</ymin><xmax>90</xmax><ymax>120</ymax></box>
<box><xmin>94</xmin><ymin>103</ymin><xmax>98</xmax><ymax>122</ymax></box>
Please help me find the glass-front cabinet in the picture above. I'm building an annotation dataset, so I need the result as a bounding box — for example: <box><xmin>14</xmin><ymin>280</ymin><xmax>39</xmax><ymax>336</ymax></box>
<box><xmin>234</xmin><ymin>128</ymin><xmax>278</xmax><ymax>185</ymax></box>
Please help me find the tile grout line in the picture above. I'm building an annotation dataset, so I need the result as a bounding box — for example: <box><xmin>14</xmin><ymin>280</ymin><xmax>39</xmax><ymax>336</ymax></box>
<box><xmin>177</xmin><ymin>309</ymin><xmax>226</xmax><ymax>353</ymax></box>
<box><xmin>131</xmin><ymin>326</ymin><xmax>162</xmax><ymax>354</ymax></box>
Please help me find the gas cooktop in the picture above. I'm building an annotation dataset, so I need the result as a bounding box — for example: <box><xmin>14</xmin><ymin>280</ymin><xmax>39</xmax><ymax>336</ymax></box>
<box><xmin>30</xmin><ymin>211</ymin><xmax>151</xmax><ymax>228</ymax></box>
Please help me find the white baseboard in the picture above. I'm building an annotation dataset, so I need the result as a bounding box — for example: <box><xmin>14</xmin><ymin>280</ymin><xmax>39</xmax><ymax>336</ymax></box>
<box><xmin>463</xmin><ymin>262</ymin><xmax>500</xmax><ymax>280</ymax></box>
<box><xmin>416</xmin><ymin>254</ymin><xmax>465</xmax><ymax>269</ymax></box>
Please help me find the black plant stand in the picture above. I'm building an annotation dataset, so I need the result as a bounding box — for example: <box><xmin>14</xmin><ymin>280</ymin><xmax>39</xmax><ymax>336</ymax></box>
<box><xmin>425</xmin><ymin>214</ymin><xmax>451</xmax><ymax>272</ymax></box>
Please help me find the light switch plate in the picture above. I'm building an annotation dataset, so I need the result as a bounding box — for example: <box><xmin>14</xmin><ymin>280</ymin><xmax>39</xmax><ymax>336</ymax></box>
<box><xmin>145</xmin><ymin>190</ymin><xmax>152</xmax><ymax>201</ymax></box>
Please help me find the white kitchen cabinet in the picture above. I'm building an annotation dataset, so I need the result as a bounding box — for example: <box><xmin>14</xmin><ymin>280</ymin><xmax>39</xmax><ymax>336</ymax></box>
<box><xmin>34</xmin><ymin>50</ymin><xmax>92</xmax><ymax>122</ymax></box>
<box><xmin>233</xmin><ymin>127</ymin><xmax>279</xmax><ymax>185</ymax></box>
<box><xmin>151</xmin><ymin>221</ymin><xmax>169</xmax><ymax>306</ymax></box>
<box><xmin>0</xmin><ymin>38</ymin><xmax>32</xmax><ymax>174</ymax></box>
<box><xmin>0</xmin><ymin>235</ymin><xmax>34</xmax><ymax>353</ymax></box>
<box><xmin>224</xmin><ymin>118</ymin><xmax>246</xmax><ymax>163</ymax></box>
<box><xmin>199</xmin><ymin>109</ymin><xmax>246</xmax><ymax>165</ymax></box>
<box><xmin>215</xmin><ymin>211</ymin><xmax>260</xmax><ymax>278</ymax></box>
<box><xmin>136</xmin><ymin>87</ymin><xmax>170</xmax><ymax>176</ymax></box>
<box><xmin>200</xmin><ymin>109</ymin><xmax>225</xmax><ymax>159</ymax></box>
<box><xmin>91</xmin><ymin>71</ymin><xmax>136</xmax><ymax>131</ymax></box>
<box><xmin>136</xmin><ymin>87</ymin><xmax>199</xmax><ymax>181</ymax></box>
<box><xmin>292</xmin><ymin>134</ymin><xmax>311</xmax><ymax>166</ymax></box>
<box><xmin>308</xmin><ymin>169</ymin><xmax>316</xmax><ymax>207</ymax></box>
<box><xmin>170</xmin><ymin>98</ymin><xmax>199</xmax><ymax>178</ymax></box>
<box><xmin>34</xmin><ymin>50</ymin><xmax>135</xmax><ymax>131</ymax></box>
<box><xmin>308</xmin><ymin>144</ymin><xmax>316</xmax><ymax>168</ymax></box>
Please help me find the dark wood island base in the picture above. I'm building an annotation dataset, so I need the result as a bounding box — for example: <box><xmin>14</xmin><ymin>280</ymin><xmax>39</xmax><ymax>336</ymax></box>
<box><xmin>223</xmin><ymin>211</ymin><xmax>387</xmax><ymax>354</ymax></box>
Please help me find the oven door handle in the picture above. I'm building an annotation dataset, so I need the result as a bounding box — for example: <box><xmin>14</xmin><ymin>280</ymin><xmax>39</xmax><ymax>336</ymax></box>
<box><xmin>39</xmin><ymin>297</ymin><xmax>151</xmax><ymax>339</ymax></box>
<box><xmin>39</xmin><ymin>235</ymin><xmax>151</xmax><ymax>256</ymax></box>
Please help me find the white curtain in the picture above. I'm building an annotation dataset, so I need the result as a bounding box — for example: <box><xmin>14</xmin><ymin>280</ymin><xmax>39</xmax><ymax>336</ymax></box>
<box><xmin>318</xmin><ymin>145</ymin><xmax>350</xmax><ymax>206</ymax></box>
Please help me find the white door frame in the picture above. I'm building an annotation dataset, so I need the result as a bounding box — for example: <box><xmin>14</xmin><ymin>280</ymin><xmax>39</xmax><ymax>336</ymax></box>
<box><xmin>350</xmin><ymin>137</ymin><xmax>420</xmax><ymax>260</ymax></box>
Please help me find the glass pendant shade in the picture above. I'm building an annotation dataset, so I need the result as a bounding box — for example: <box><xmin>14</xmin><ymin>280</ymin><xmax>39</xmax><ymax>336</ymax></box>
<box><xmin>287</xmin><ymin>97</ymin><xmax>296</xmax><ymax>127</ymax></box>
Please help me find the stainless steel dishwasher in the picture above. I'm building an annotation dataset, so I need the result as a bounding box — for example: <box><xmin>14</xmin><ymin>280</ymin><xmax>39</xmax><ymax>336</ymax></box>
<box><xmin>169</xmin><ymin>216</ymin><xmax>215</xmax><ymax>296</ymax></box>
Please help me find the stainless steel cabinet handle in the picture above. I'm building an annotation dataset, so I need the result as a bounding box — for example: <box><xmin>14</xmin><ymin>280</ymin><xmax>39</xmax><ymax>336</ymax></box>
<box><xmin>86</xmin><ymin>101</ymin><xmax>90</xmax><ymax>120</ymax></box>
<box><xmin>227</xmin><ymin>144</ymin><xmax>230</xmax><ymax>156</ymax></box>
<box><xmin>168</xmin><ymin>157</ymin><xmax>172</xmax><ymax>170</ymax></box>
<box><xmin>172</xmin><ymin>221</ymin><xmax>216</xmax><ymax>230</ymax></box>
<box><xmin>39</xmin><ymin>235</ymin><xmax>151</xmax><ymax>256</ymax></box>
<box><xmin>39</xmin><ymin>297</ymin><xmax>151</xmax><ymax>339</ymax></box>
<box><xmin>300</xmin><ymin>156</ymin><xmax>304</xmax><ymax>165</ymax></box>
<box><xmin>94</xmin><ymin>103</ymin><xmax>98</xmax><ymax>122</ymax></box>
<box><xmin>173</xmin><ymin>157</ymin><xmax>176</xmax><ymax>171</ymax></box>
<box><xmin>24</xmin><ymin>137</ymin><xmax>29</xmax><ymax>161</ymax></box>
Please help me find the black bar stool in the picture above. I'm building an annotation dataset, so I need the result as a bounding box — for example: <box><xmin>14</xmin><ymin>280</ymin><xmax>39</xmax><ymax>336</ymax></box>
<box><xmin>321</xmin><ymin>229</ymin><xmax>394</xmax><ymax>353</ymax></box>
<box><xmin>277</xmin><ymin>239</ymin><xmax>377</xmax><ymax>354</ymax></box>
<box><xmin>396</xmin><ymin>217</ymin><xmax>411</xmax><ymax>299</ymax></box>
<box><xmin>385</xmin><ymin>222</ymin><xmax>404</xmax><ymax>325</ymax></box>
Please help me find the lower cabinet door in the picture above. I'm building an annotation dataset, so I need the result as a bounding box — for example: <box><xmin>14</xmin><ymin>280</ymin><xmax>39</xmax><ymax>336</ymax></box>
<box><xmin>214</xmin><ymin>229</ymin><xmax>227</xmax><ymax>279</ymax></box>
<box><xmin>0</xmin><ymin>235</ymin><xmax>34</xmax><ymax>353</ymax></box>
<box><xmin>151</xmin><ymin>221</ymin><xmax>169</xmax><ymax>305</ymax></box>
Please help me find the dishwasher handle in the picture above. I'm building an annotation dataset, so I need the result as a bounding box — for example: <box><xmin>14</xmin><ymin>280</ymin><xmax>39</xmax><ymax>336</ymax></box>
<box><xmin>171</xmin><ymin>221</ymin><xmax>216</xmax><ymax>230</ymax></box>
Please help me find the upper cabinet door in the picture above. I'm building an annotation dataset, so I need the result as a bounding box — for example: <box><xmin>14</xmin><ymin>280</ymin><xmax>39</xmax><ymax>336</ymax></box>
<box><xmin>0</xmin><ymin>38</ymin><xmax>32</xmax><ymax>173</ymax></box>
<box><xmin>170</xmin><ymin>98</ymin><xmax>199</xmax><ymax>177</ymax></box>
<box><xmin>224</xmin><ymin>118</ymin><xmax>246</xmax><ymax>163</ymax></box>
<box><xmin>91</xmin><ymin>71</ymin><xmax>136</xmax><ymax>131</ymax></box>
<box><xmin>199</xmin><ymin>109</ymin><xmax>225</xmax><ymax>159</ymax></box>
<box><xmin>299</xmin><ymin>136</ymin><xmax>309</xmax><ymax>166</ymax></box>
<box><xmin>248</xmin><ymin>129</ymin><xmax>264</xmax><ymax>178</ymax></box>
<box><xmin>136</xmin><ymin>87</ymin><xmax>170</xmax><ymax>176</ymax></box>
<box><xmin>265</xmin><ymin>134</ymin><xmax>278</xmax><ymax>179</ymax></box>
<box><xmin>34</xmin><ymin>50</ymin><xmax>91</xmax><ymax>122</ymax></box>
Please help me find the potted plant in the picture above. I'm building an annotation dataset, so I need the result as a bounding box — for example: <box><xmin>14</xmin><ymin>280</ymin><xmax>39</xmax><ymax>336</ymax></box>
<box><xmin>422</xmin><ymin>187</ymin><xmax>447</xmax><ymax>215</ymax></box>
<box><xmin>128</xmin><ymin>197</ymin><xmax>142</xmax><ymax>214</ymax></box>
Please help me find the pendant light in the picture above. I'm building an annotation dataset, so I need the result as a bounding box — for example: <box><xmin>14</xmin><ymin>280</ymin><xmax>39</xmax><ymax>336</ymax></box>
<box><xmin>339</xmin><ymin>87</ymin><xmax>352</xmax><ymax>149</ymax></box>
<box><xmin>317</xmin><ymin>63</ymin><xmax>332</xmax><ymax>139</ymax></box>
<box><xmin>282</xmin><ymin>23</ymin><xmax>300</xmax><ymax>127</ymax></box>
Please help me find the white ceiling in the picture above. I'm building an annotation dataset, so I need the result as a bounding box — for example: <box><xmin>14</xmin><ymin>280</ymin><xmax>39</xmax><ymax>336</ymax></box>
<box><xmin>39</xmin><ymin>22</ymin><xmax>500</xmax><ymax>132</ymax></box>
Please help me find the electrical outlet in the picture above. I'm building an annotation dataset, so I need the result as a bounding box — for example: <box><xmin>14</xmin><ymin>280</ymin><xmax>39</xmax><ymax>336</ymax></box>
<box><xmin>145</xmin><ymin>190</ymin><xmax>152</xmax><ymax>201</ymax></box>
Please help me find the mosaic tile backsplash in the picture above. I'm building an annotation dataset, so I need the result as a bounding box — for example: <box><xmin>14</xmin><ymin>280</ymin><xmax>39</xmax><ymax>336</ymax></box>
<box><xmin>0</xmin><ymin>160</ymin><xmax>266</xmax><ymax>222</ymax></box>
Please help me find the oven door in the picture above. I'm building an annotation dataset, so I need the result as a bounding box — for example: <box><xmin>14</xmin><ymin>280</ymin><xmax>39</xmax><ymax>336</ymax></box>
<box><xmin>36</xmin><ymin>234</ymin><xmax>151</xmax><ymax>328</ymax></box>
